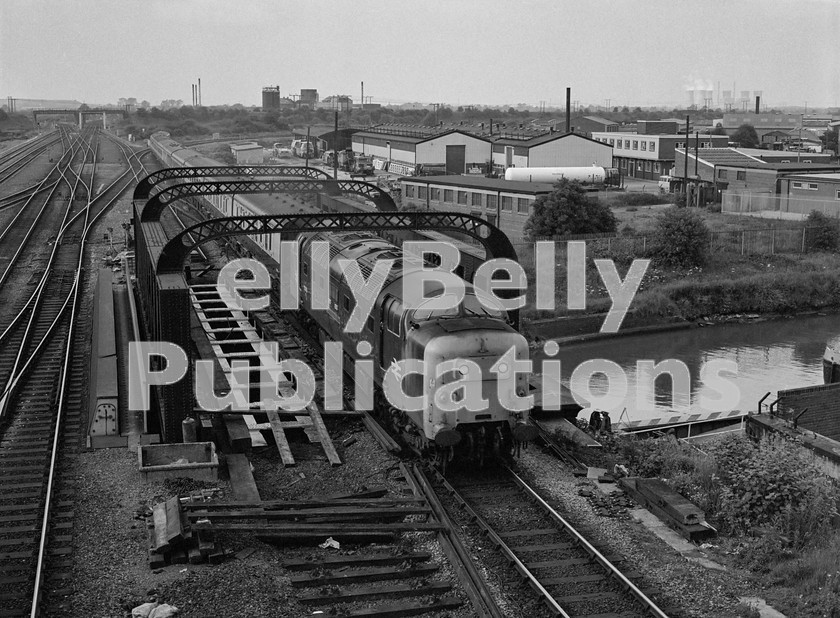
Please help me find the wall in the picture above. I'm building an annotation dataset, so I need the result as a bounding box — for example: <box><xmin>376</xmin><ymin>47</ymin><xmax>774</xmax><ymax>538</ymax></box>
<box><xmin>715</xmin><ymin>166</ymin><xmax>777</xmax><ymax>193</ymax></box>
<box><xmin>415</xmin><ymin>132</ymin><xmax>491</xmax><ymax>168</ymax></box>
<box><xmin>528</xmin><ymin>135</ymin><xmax>612</xmax><ymax>168</ymax></box>
<box><xmin>400</xmin><ymin>180</ymin><xmax>541</xmax><ymax>242</ymax></box>
<box><xmin>352</xmin><ymin>135</ymin><xmax>417</xmax><ymax>164</ymax></box>
<box><xmin>776</xmin><ymin>383</ymin><xmax>840</xmax><ymax>441</ymax></box>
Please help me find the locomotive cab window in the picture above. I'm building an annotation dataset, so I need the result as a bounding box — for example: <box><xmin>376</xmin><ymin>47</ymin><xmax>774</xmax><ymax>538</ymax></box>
<box><xmin>343</xmin><ymin>296</ymin><xmax>351</xmax><ymax>311</ymax></box>
<box><xmin>366</xmin><ymin>317</ymin><xmax>374</xmax><ymax>332</ymax></box>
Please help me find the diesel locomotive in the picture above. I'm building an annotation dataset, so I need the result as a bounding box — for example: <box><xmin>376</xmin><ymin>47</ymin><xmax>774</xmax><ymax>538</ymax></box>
<box><xmin>297</xmin><ymin>230</ymin><xmax>538</xmax><ymax>467</ymax></box>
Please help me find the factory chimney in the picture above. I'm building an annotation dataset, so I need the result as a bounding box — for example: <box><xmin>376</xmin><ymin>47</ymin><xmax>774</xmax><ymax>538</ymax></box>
<box><xmin>565</xmin><ymin>87</ymin><xmax>571</xmax><ymax>133</ymax></box>
<box><xmin>755</xmin><ymin>96</ymin><xmax>760</xmax><ymax>114</ymax></box>
<box><xmin>361</xmin><ymin>81</ymin><xmax>364</xmax><ymax>108</ymax></box>
<box><xmin>198</xmin><ymin>78</ymin><xmax>202</xmax><ymax>106</ymax></box>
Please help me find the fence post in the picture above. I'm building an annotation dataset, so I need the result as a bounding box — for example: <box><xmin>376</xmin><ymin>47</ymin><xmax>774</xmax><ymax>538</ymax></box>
<box><xmin>741</xmin><ymin>230</ymin><xmax>745</xmax><ymax>255</ymax></box>
<box><xmin>802</xmin><ymin>227</ymin><xmax>806</xmax><ymax>252</ymax></box>
<box><xmin>771</xmin><ymin>228</ymin><xmax>776</xmax><ymax>255</ymax></box>
<box><xmin>643</xmin><ymin>236</ymin><xmax>646</xmax><ymax>253</ymax></box>
<box><xmin>607</xmin><ymin>237</ymin><xmax>611</xmax><ymax>252</ymax></box>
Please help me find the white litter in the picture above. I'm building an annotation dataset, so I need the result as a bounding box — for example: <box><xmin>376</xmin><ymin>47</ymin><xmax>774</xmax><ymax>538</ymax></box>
<box><xmin>319</xmin><ymin>537</ymin><xmax>340</xmax><ymax>550</ymax></box>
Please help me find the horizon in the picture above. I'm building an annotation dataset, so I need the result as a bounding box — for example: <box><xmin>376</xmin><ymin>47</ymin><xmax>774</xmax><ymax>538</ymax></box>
<box><xmin>2</xmin><ymin>0</ymin><xmax>838</xmax><ymax>110</ymax></box>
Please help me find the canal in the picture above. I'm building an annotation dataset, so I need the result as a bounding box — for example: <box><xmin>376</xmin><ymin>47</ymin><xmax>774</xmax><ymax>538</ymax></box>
<box><xmin>537</xmin><ymin>314</ymin><xmax>840</xmax><ymax>423</ymax></box>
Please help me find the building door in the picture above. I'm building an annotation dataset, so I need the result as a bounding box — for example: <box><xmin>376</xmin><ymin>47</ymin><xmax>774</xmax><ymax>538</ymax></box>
<box><xmin>446</xmin><ymin>145</ymin><xmax>466</xmax><ymax>174</ymax></box>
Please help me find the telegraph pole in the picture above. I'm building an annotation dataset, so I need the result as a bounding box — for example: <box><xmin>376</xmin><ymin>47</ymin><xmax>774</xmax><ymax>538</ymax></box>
<box><xmin>683</xmin><ymin>115</ymin><xmax>690</xmax><ymax>206</ymax></box>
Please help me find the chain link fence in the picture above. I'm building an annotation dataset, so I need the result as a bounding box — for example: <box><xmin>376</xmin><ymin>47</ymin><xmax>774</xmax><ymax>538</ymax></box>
<box><xmin>722</xmin><ymin>191</ymin><xmax>840</xmax><ymax>220</ymax></box>
<box><xmin>525</xmin><ymin>226</ymin><xmax>838</xmax><ymax>258</ymax></box>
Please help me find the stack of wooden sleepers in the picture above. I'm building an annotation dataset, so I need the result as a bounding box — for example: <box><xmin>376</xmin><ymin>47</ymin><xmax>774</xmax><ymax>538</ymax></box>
<box><xmin>147</xmin><ymin>494</ymin><xmax>227</xmax><ymax>568</ymax></box>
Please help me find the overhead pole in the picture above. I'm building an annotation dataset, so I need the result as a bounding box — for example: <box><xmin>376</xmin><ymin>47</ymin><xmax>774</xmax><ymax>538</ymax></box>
<box><xmin>334</xmin><ymin>111</ymin><xmax>339</xmax><ymax>180</ymax></box>
<box><xmin>683</xmin><ymin>115</ymin><xmax>690</xmax><ymax>206</ymax></box>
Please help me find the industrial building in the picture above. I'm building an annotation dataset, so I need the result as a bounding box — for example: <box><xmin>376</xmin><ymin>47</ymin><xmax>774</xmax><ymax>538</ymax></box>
<box><xmin>779</xmin><ymin>173</ymin><xmax>840</xmax><ymax>217</ymax></box>
<box><xmin>299</xmin><ymin>89</ymin><xmax>319</xmax><ymax>107</ymax></box>
<box><xmin>399</xmin><ymin>175</ymin><xmax>556</xmax><ymax>242</ymax></box>
<box><xmin>229</xmin><ymin>143</ymin><xmax>264</xmax><ymax>165</ymax></box>
<box><xmin>592</xmin><ymin>130</ymin><xmax>729</xmax><ymax>181</ymax></box>
<box><xmin>489</xmin><ymin>131</ymin><xmax>612</xmax><ymax>174</ymax></box>
<box><xmin>351</xmin><ymin>123</ymin><xmax>613</xmax><ymax>177</ymax></box>
<box><xmin>672</xmin><ymin>148</ymin><xmax>840</xmax><ymax>195</ymax></box>
<box><xmin>352</xmin><ymin>126</ymin><xmax>493</xmax><ymax>176</ymax></box>
<box><xmin>261</xmin><ymin>86</ymin><xmax>280</xmax><ymax>109</ymax></box>
<box><xmin>572</xmin><ymin>116</ymin><xmax>619</xmax><ymax>136</ymax></box>
<box><xmin>713</xmin><ymin>112</ymin><xmax>803</xmax><ymax>140</ymax></box>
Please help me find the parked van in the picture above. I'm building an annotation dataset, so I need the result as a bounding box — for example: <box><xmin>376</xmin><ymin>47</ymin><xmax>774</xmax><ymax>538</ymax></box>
<box><xmin>658</xmin><ymin>175</ymin><xmax>673</xmax><ymax>191</ymax></box>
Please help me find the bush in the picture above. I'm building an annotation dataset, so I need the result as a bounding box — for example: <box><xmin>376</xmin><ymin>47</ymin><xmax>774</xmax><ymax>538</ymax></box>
<box><xmin>707</xmin><ymin>435</ymin><xmax>840</xmax><ymax>538</ymax></box>
<box><xmin>806</xmin><ymin>210</ymin><xmax>840</xmax><ymax>252</ymax></box>
<box><xmin>524</xmin><ymin>179</ymin><xmax>618</xmax><ymax>240</ymax></box>
<box><xmin>647</xmin><ymin>207</ymin><xmax>710</xmax><ymax>268</ymax></box>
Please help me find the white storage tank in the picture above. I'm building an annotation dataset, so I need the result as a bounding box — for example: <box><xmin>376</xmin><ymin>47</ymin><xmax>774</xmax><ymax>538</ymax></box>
<box><xmin>504</xmin><ymin>166</ymin><xmax>606</xmax><ymax>184</ymax></box>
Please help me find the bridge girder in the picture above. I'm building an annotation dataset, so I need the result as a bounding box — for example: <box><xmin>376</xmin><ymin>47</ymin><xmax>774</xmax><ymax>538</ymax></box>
<box><xmin>134</xmin><ymin>166</ymin><xmax>332</xmax><ymax>201</ymax></box>
<box><xmin>139</xmin><ymin>179</ymin><xmax>397</xmax><ymax>223</ymax></box>
<box><xmin>156</xmin><ymin>211</ymin><xmax>513</xmax><ymax>274</ymax></box>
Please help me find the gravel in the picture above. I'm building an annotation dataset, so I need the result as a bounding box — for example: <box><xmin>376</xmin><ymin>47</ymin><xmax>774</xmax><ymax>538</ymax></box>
<box><xmin>516</xmin><ymin>446</ymin><xmax>764</xmax><ymax>618</ymax></box>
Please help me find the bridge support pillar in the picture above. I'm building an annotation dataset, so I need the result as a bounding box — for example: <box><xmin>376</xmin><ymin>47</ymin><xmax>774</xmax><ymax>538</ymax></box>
<box><xmin>155</xmin><ymin>273</ymin><xmax>192</xmax><ymax>443</ymax></box>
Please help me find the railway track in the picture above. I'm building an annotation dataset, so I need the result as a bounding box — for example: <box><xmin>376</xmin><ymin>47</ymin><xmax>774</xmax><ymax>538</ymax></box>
<box><xmin>430</xmin><ymin>463</ymin><xmax>671</xmax><ymax>618</ymax></box>
<box><xmin>0</xmin><ymin>128</ymin><xmax>149</xmax><ymax>617</ymax></box>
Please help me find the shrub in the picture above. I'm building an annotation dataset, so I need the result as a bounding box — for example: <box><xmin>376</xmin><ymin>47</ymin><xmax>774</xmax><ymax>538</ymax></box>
<box><xmin>806</xmin><ymin>210</ymin><xmax>840</xmax><ymax>252</ymax></box>
<box><xmin>647</xmin><ymin>207</ymin><xmax>710</xmax><ymax>268</ymax></box>
<box><xmin>524</xmin><ymin>179</ymin><xmax>618</xmax><ymax>240</ymax></box>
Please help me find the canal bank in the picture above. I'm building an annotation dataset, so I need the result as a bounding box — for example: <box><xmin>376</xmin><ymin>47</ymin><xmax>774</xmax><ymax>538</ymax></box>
<box><xmin>525</xmin><ymin>308</ymin><xmax>840</xmax><ymax>346</ymax></box>
<box><xmin>529</xmin><ymin>312</ymin><xmax>840</xmax><ymax>424</ymax></box>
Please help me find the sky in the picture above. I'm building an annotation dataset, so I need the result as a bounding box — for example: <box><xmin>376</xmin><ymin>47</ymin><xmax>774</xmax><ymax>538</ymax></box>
<box><xmin>2</xmin><ymin>0</ymin><xmax>839</xmax><ymax>110</ymax></box>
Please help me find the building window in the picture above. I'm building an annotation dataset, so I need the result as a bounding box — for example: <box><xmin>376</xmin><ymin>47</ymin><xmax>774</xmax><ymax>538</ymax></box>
<box><xmin>609</xmin><ymin>138</ymin><xmax>615</xmax><ymax>146</ymax></box>
<box><xmin>632</xmin><ymin>140</ymin><xmax>638</xmax><ymax>150</ymax></box>
<box><xmin>676</xmin><ymin>142</ymin><xmax>684</xmax><ymax>148</ymax></box>
<box><xmin>645</xmin><ymin>161</ymin><xmax>651</xmax><ymax>171</ymax></box>
<box><xmin>718</xmin><ymin>169</ymin><xmax>728</xmax><ymax>179</ymax></box>
<box><xmin>701</xmin><ymin>142</ymin><xmax>710</xmax><ymax>148</ymax></box>
<box><xmin>654</xmin><ymin>162</ymin><xmax>661</xmax><ymax>173</ymax></box>
<box><xmin>615</xmin><ymin>140</ymin><xmax>621</xmax><ymax>149</ymax></box>
<box><xmin>487</xmin><ymin>194</ymin><xmax>497</xmax><ymax>209</ymax></box>
<box><xmin>430</xmin><ymin>188</ymin><xmax>441</xmax><ymax>201</ymax></box>
<box><xmin>641</xmin><ymin>141</ymin><xmax>647</xmax><ymax>151</ymax></box>
<box><xmin>625</xmin><ymin>140</ymin><xmax>630</xmax><ymax>148</ymax></box>
<box><xmin>501</xmin><ymin>196</ymin><xmax>512</xmax><ymax>211</ymax></box>
<box><xmin>472</xmin><ymin>193</ymin><xmax>482</xmax><ymax>207</ymax></box>
<box><xmin>804</xmin><ymin>160</ymin><xmax>812</xmax><ymax>163</ymax></box>
<box><xmin>418</xmin><ymin>186</ymin><xmax>427</xmax><ymax>199</ymax></box>
<box><xmin>517</xmin><ymin>198</ymin><xmax>529</xmax><ymax>214</ymax></box>
<box><xmin>458</xmin><ymin>191</ymin><xmax>468</xmax><ymax>205</ymax></box>
<box><xmin>649</xmin><ymin>141</ymin><xmax>656</xmax><ymax>152</ymax></box>
<box><xmin>836</xmin><ymin>190</ymin><xmax>840</xmax><ymax>200</ymax></box>
<box><xmin>792</xmin><ymin>181</ymin><xmax>803</xmax><ymax>189</ymax></box>
<box><xmin>405</xmin><ymin>185</ymin><xmax>415</xmax><ymax>198</ymax></box>
<box><xmin>809</xmin><ymin>183</ymin><xmax>819</xmax><ymax>190</ymax></box>
<box><xmin>444</xmin><ymin>189</ymin><xmax>454</xmax><ymax>202</ymax></box>
<box><xmin>736</xmin><ymin>171</ymin><xmax>746</xmax><ymax>180</ymax></box>
<box><xmin>637</xmin><ymin>161</ymin><xmax>643</xmax><ymax>171</ymax></box>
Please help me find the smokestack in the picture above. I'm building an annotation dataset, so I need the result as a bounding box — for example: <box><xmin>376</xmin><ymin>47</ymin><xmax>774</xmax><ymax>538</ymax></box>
<box><xmin>755</xmin><ymin>96</ymin><xmax>760</xmax><ymax>114</ymax></box>
<box><xmin>361</xmin><ymin>81</ymin><xmax>364</xmax><ymax>108</ymax></box>
<box><xmin>198</xmin><ymin>78</ymin><xmax>202</xmax><ymax>106</ymax></box>
<box><xmin>192</xmin><ymin>84</ymin><xmax>195</xmax><ymax>106</ymax></box>
<box><xmin>565</xmin><ymin>87</ymin><xmax>571</xmax><ymax>133</ymax></box>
